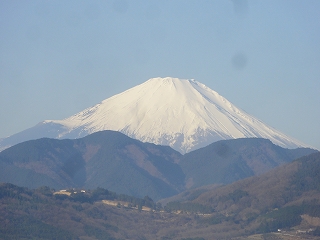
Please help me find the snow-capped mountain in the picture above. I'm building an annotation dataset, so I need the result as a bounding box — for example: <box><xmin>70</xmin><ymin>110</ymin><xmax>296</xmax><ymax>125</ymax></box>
<box><xmin>0</xmin><ymin>77</ymin><xmax>309</xmax><ymax>153</ymax></box>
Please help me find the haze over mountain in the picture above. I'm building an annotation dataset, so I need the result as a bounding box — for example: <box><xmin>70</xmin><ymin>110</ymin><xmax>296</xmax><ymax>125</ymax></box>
<box><xmin>0</xmin><ymin>77</ymin><xmax>310</xmax><ymax>153</ymax></box>
<box><xmin>0</xmin><ymin>131</ymin><xmax>184</xmax><ymax>201</ymax></box>
<box><xmin>0</xmin><ymin>130</ymin><xmax>316</xmax><ymax>200</ymax></box>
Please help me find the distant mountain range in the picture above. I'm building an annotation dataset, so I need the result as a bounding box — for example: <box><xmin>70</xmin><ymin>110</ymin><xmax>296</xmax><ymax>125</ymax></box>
<box><xmin>0</xmin><ymin>130</ymin><xmax>316</xmax><ymax>200</ymax></box>
<box><xmin>0</xmin><ymin>77</ymin><xmax>311</xmax><ymax>153</ymax></box>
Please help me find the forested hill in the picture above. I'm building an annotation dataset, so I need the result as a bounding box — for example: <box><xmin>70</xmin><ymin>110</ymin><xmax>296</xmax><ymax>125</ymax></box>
<box><xmin>179</xmin><ymin>137</ymin><xmax>317</xmax><ymax>188</ymax></box>
<box><xmin>174</xmin><ymin>151</ymin><xmax>320</xmax><ymax>236</ymax></box>
<box><xmin>0</xmin><ymin>130</ymin><xmax>184</xmax><ymax>201</ymax></box>
<box><xmin>0</xmin><ymin>131</ymin><xmax>317</xmax><ymax>202</ymax></box>
<box><xmin>0</xmin><ymin>183</ymin><xmax>160</xmax><ymax>240</ymax></box>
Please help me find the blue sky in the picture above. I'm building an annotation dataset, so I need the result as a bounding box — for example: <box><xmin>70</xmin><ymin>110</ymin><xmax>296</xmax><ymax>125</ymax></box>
<box><xmin>1</xmin><ymin>0</ymin><xmax>319</xmax><ymax>149</ymax></box>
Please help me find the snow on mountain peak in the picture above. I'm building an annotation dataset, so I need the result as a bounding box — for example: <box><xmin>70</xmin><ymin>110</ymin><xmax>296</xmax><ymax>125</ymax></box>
<box><xmin>0</xmin><ymin>77</ymin><xmax>310</xmax><ymax>153</ymax></box>
<box><xmin>42</xmin><ymin>77</ymin><xmax>307</xmax><ymax>153</ymax></box>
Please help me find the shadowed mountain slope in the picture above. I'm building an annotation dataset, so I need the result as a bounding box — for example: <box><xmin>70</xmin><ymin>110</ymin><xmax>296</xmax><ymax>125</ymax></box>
<box><xmin>0</xmin><ymin>130</ymin><xmax>183</xmax><ymax>201</ymax></box>
<box><xmin>178</xmin><ymin>152</ymin><xmax>320</xmax><ymax>235</ymax></box>
<box><xmin>179</xmin><ymin>138</ymin><xmax>317</xmax><ymax>189</ymax></box>
<box><xmin>0</xmin><ymin>132</ymin><xmax>316</xmax><ymax>201</ymax></box>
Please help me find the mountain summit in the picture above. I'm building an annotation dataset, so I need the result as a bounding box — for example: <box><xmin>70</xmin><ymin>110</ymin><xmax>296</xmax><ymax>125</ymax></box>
<box><xmin>0</xmin><ymin>77</ymin><xmax>308</xmax><ymax>153</ymax></box>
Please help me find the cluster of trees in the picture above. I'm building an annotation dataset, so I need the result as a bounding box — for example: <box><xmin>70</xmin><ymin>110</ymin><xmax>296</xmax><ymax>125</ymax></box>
<box><xmin>218</xmin><ymin>189</ymin><xmax>249</xmax><ymax>203</ymax></box>
<box><xmin>257</xmin><ymin>206</ymin><xmax>303</xmax><ymax>233</ymax></box>
<box><xmin>293</xmin><ymin>152</ymin><xmax>320</xmax><ymax>192</ymax></box>
<box><xmin>0</xmin><ymin>183</ymin><xmax>78</xmax><ymax>239</ymax></box>
<box><xmin>257</xmin><ymin>202</ymin><xmax>320</xmax><ymax>233</ymax></box>
<box><xmin>0</xmin><ymin>182</ymin><xmax>35</xmax><ymax>199</ymax></box>
<box><xmin>0</xmin><ymin>215</ymin><xmax>76</xmax><ymax>240</ymax></box>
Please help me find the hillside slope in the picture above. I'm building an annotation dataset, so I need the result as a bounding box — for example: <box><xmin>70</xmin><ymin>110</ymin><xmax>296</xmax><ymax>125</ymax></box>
<box><xmin>0</xmin><ymin>130</ymin><xmax>183</xmax><ymax>201</ymax></box>
<box><xmin>181</xmin><ymin>151</ymin><xmax>320</xmax><ymax>235</ymax></box>
<box><xmin>2</xmin><ymin>152</ymin><xmax>320</xmax><ymax>239</ymax></box>
<box><xmin>179</xmin><ymin>138</ymin><xmax>317</xmax><ymax>188</ymax></box>
<box><xmin>1</xmin><ymin>133</ymin><xmax>316</xmax><ymax>201</ymax></box>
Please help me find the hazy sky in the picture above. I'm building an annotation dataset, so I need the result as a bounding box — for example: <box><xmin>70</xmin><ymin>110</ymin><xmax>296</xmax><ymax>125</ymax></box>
<box><xmin>1</xmin><ymin>0</ymin><xmax>319</xmax><ymax>149</ymax></box>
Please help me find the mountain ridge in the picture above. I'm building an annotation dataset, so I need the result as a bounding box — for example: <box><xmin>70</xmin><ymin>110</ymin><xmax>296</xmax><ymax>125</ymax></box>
<box><xmin>0</xmin><ymin>130</ymin><xmax>184</xmax><ymax>201</ymax></box>
<box><xmin>0</xmin><ymin>130</ymin><xmax>317</xmax><ymax>200</ymax></box>
<box><xmin>180</xmin><ymin>137</ymin><xmax>316</xmax><ymax>189</ymax></box>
